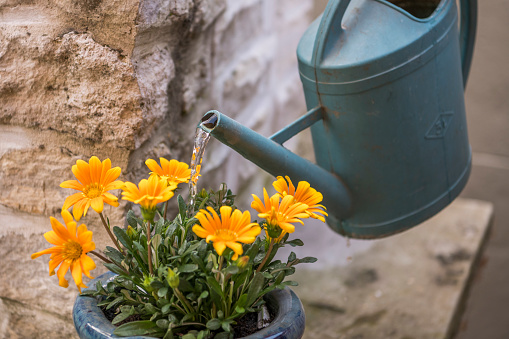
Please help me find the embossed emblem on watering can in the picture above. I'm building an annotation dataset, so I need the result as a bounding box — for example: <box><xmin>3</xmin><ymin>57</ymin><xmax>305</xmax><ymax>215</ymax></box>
<box><xmin>200</xmin><ymin>0</ymin><xmax>477</xmax><ymax>239</ymax></box>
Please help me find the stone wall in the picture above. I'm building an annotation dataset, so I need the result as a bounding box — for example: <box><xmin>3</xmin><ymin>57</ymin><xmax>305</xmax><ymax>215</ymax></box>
<box><xmin>0</xmin><ymin>0</ymin><xmax>323</xmax><ymax>337</ymax></box>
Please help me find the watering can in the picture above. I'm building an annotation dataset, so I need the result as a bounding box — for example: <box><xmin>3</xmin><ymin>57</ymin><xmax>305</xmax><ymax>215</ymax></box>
<box><xmin>199</xmin><ymin>0</ymin><xmax>477</xmax><ymax>239</ymax></box>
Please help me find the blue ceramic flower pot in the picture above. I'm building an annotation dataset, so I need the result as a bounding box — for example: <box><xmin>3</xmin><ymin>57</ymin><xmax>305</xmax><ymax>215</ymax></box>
<box><xmin>73</xmin><ymin>272</ymin><xmax>305</xmax><ymax>339</ymax></box>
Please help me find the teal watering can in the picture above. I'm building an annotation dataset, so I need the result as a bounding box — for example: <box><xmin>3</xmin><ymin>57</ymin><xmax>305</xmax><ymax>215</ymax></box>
<box><xmin>199</xmin><ymin>0</ymin><xmax>477</xmax><ymax>239</ymax></box>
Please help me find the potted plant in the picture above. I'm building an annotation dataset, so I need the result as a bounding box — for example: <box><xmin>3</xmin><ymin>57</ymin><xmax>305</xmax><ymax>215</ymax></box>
<box><xmin>31</xmin><ymin>156</ymin><xmax>327</xmax><ymax>338</ymax></box>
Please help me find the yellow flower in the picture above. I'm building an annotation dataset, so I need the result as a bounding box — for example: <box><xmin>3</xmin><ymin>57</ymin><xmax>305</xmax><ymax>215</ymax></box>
<box><xmin>145</xmin><ymin>158</ymin><xmax>191</xmax><ymax>189</ymax></box>
<box><xmin>192</xmin><ymin>206</ymin><xmax>261</xmax><ymax>260</ymax></box>
<box><xmin>251</xmin><ymin>188</ymin><xmax>309</xmax><ymax>235</ymax></box>
<box><xmin>273</xmin><ymin>176</ymin><xmax>328</xmax><ymax>222</ymax></box>
<box><xmin>61</xmin><ymin>156</ymin><xmax>124</xmax><ymax>221</ymax></box>
<box><xmin>121</xmin><ymin>175</ymin><xmax>174</xmax><ymax>220</ymax></box>
<box><xmin>31</xmin><ymin>210</ymin><xmax>96</xmax><ymax>292</ymax></box>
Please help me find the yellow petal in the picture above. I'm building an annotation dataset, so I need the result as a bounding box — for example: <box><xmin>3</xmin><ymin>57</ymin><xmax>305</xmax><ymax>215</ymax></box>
<box><xmin>71</xmin><ymin>261</ymin><xmax>84</xmax><ymax>288</ymax></box>
<box><xmin>80</xmin><ymin>254</ymin><xmax>96</xmax><ymax>278</ymax></box>
<box><xmin>213</xmin><ymin>241</ymin><xmax>226</xmax><ymax>256</ymax></box>
<box><xmin>56</xmin><ymin>260</ymin><xmax>71</xmax><ymax>288</ymax></box>
<box><xmin>43</xmin><ymin>231</ymin><xmax>64</xmax><ymax>246</ymax></box>
<box><xmin>62</xmin><ymin>193</ymin><xmax>85</xmax><ymax>211</ymax></box>
<box><xmin>31</xmin><ymin>246</ymin><xmax>61</xmax><ymax>259</ymax></box>
<box><xmin>90</xmin><ymin>197</ymin><xmax>104</xmax><ymax>213</ymax></box>
<box><xmin>60</xmin><ymin>180</ymin><xmax>84</xmax><ymax>190</ymax></box>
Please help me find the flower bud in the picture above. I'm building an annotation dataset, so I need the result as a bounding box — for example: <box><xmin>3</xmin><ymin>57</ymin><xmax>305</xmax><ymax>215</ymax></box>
<box><xmin>126</xmin><ymin>225</ymin><xmax>137</xmax><ymax>239</ymax></box>
<box><xmin>236</xmin><ymin>256</ymin><xmax>249</xmax><ymax>269</ymax></box>
<box><xmin>167</xmin><ymin>268</ymin><xmax>180</xmax><ymax>289</ymax></box>
<box><xmin>143</xmin><ymin>275</ymin><xmax>154</xmax><ymax>293</ymax></box>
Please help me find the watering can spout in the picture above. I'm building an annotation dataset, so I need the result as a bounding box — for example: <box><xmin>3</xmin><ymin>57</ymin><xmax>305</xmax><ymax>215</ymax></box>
<box><xmin>199</xmin><ymin>110</ymin><xmax>353</xmax><ymax>224</ymax></box>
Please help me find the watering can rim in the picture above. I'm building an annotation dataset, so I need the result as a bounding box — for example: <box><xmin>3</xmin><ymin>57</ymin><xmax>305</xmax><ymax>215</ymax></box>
<box><xmin>375</xmin><ymin>0</ymin><xmax>449</xmax><ymax>23</ymax></box>
<box><xmin>297</xmin><ymin>0</ymin><xmax>459</xmax><ymax>89</ymax></box>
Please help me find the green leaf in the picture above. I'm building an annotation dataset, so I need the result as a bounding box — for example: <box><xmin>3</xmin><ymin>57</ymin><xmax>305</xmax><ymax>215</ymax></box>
<box><xmin>182</xmin><ymin>334</ymin><xmax>196</xmax><ymax>339</ymax></box>
<box><xmin>198</xmin><ymin>291</ymin><xmax>209</xmax><ymax>299</ymax></box>
<box><xmin>298</xmin><ymin>256</ymin><xmax>318</xmax><ymax>264</ymax></box>
<box><xmin>105</xmin><ymin>246</ymin><xmax>125</xmax><ymax>264</ymax></box>
<box><xmin>150</xmin><ymin>312</ymin><xmax>161</xmax><ymax>322</ymax></box>
<box><xmin>246</xmin><ymin>272</ymin><xmax>264</xmax><ymax>307</ymax></box>
<box><xmin>178</xmin><ymin>264</ymin><xmax>199</xmax><ymax>273</ymax></box>
<box><xmin>245</xmin><ymin>238</ymin><xmax>261</xmax><ymax>262</ymax></box>
<box><xmin>282</xmin><ymin>280</ymin><xmax>298</xmax><ymax>286</ymax></box>
<box><xmin>233</xmin><ymin>293</ymin><xmax>248</xmax><ymax>311</ymax></box>
<box><xmin>112</xmin><ymin>307</ymin><xmax>134</xmax><ymax>325</ymax></box>
<box><xmin>144</xmin><ymin>303</ymin><xmax>159</xmax><ymax>314</ymax></box>
<box><xmin>261</xmin><ymin>272</ymin><xmax>273</xmax><ymax>279</ymax></box>
<box><xmin>214</xmin><ymin>332</ymin><xmax>233</xmax><ymax>339</ymax></box>
<box><xmin>152</xmin><ymin>234</ymin><xmax>162</xmax><ymax>252</ymax></box>
<box><xmin>114</xmin><ymin>320</ymin><xmax>160</xmax><ymax>336</ymax></box>
<box><xmin>106</xmin><ymin>296</ymin><xmax>124</xmax><ymax>310</ymax></box>
<box><xmin>191</xmin><ymin>253</ymin><xmax>207</xmax><ymax>272</ymax></box>
<box><xmin>288</xmin><ymin>251</ymin><xmax>297</xmax><ymax>263</ymax></box>
<box><xmin>120</xmin><ymin>289</ymin><xmax>135</xmax><ymax>302</ymax></box>
<box><xmin>182</xmin><ymin>313</ymin><xmax>195</xmax><ymax>323</ymax></box>
<box><xmin>103</xmin><ymin>263</ymin><xmax>126</xmax><ymax>276</ymax></box>
<box><xmin>178</xmin><ymin>195</ymin><xmax>186</xmax><ymax>220</ymax></box>
<box><xmin>235</xmin><ymin>306</ymin><xmax>245</xmax><ymax>314</ymax></box>
<box><xmin>154</xmin><ymin>218</ymin><xmax>165</xmax><ymax>235</ymax></box>
<box><xmin>223</xmin><ymin>265</ymin><xmax>239</xmax><ymax>275</ymax></box>
<box><xmin>80</xmin><ymin>289</ymin><xmax>97</xmax><ymax>296</ymax></box>
<box><xmin>206</xmin><ymin>318</ymin><xmax>221</xmax><ymax>330</ymax></box>
<box><xmin>197</xmin><ymin>330</ymin><xmax>210</xmax><ymax>339</ymax></box>
<box><xmin>165</xmin><ymin>222</ymin><xmax>178</xmax><ymax>237</ymax></box>
<box><xmin>163</xmin><ymin>328</ymin><xmax>174</xmax><ymax>339</ymax></box>
<box><xmin>127</xmin><ymin>210</ymin><xmax>140</xmax><ymax>228</ymax></box>
<box><xmin>113</xmin><ymin>226</ymin><xmax>133</xmax><ymax>251</ymax></box>
<box><xmin>206</xmin><ymin>276</ymin><xmax>224</xmax><ymax>300</ymax></box>
<box><xmin>156</xmin><ymin>319</ymin><xmax>169</xmax><ymax>329</ymax></box>
<box><xmin>157</xmin><ymin>287</ymin><xmax>169</xmax><ymax>298</ymax></box>
<box><xmin>285</xmin><ymin>239</ymin><xmax>304</xmax><ymax>247</ymax></box>
<box><xmin>161</xmin><ymin>303</ymin><xmax>172</xmax><ymax>315</ymax></box>
<box><xmin>275</xmin><ymin>271</ymin><xmax>285</xmax><ymax>285</ymax></box>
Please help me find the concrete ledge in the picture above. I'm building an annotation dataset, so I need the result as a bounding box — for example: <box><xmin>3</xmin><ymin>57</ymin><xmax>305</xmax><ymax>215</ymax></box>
<box><xmin>287</xmin><ymin>198</ymin><xmax>493</xmax><ymax>339</ymax></box>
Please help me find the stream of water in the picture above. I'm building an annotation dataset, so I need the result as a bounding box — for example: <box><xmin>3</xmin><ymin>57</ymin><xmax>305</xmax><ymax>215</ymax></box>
<box><xmin>187</xmin><ymin>125</ymin><xmax>211</xmax><ymax>217</ymax></box>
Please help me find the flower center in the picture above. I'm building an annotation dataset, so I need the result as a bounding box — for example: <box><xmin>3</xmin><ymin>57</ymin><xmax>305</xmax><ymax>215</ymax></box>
<box><xmin>62</xmin><ymin>240</ymin><xmax>83</xmax><ymax>261</ymax></box>
<box><xmin>84</xmin><ymin>183</ymin><xmax>103</xmax><ymax>199</ymax></box>
<box><xmin>216</xmin><ymin>229</ymin><xmax>238</xmax><ymax>241</ymax></box>
<box><xmin>267</xmin><ymin>206</ymin><xmax>282</xmax><ymax>225</ymax></box>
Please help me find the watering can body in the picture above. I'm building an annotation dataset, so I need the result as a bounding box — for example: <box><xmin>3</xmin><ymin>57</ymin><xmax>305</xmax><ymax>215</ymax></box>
<box><xmin>200</xmin><ymin>0</ymin><xmax>477</xmax><ymax>239</ymax></box>
<box><xmin>296</xmin><ymin>0</ymin><xmax>475</xmax><ymax>237</ymax></box>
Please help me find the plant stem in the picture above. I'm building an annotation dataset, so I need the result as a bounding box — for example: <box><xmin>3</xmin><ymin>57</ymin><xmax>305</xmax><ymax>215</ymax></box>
<box><xmin>163</xmin><ymin>201</ymin><xmax>168</xmax><ymax>220</ymax></box>
<box><xmin>89</xmin><ymin>250</ymin><xmax>112</xmax><ymax>264</ymax></box>
<box><xmin>146</xmin><ymin>220</ymin><xmax>153</xmax><ymax>275</ymax></box>
<box><xmin>99</xmin><ymin>212</ymin><xmax>124</xmax><ymax>254</ymax></box>
<box><xmin>256</xmin><ymin>239</ymin><xmax>275</xmax><ymax>273</ymax></box>
<box><xmin>216</xmin><ymin>255</ymin><xmax>224</xmax><ymax>283</ymax></box>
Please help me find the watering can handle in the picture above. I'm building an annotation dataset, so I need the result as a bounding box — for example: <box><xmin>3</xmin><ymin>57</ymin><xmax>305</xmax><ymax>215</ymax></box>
<box><xmin>311</xmin><ymin>0</ymin><xmax>351</xmax><ymax>67</ymax></box>
<box><xmin>459</xmin><ymin>0</ymin><xmax>477</xmax><ymax>88</ymax></box>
